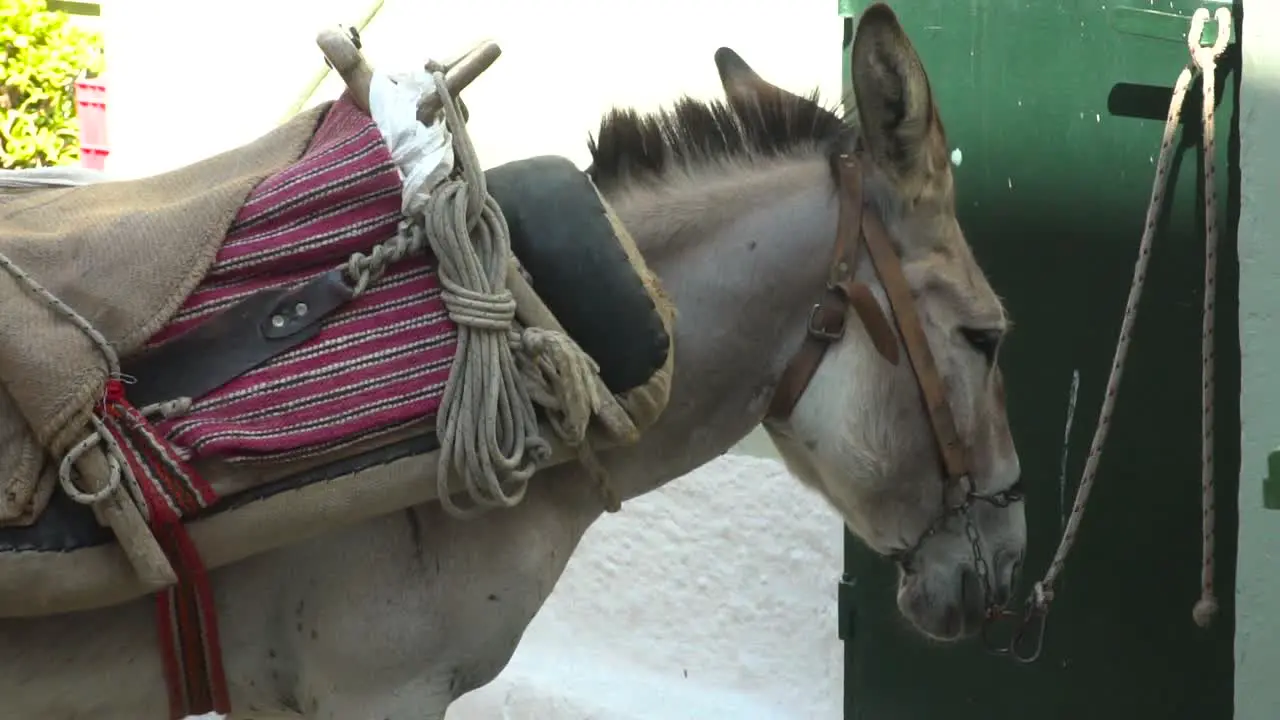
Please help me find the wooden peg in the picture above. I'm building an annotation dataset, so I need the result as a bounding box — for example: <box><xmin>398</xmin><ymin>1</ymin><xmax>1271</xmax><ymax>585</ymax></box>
<box><xmin>315</xmin><ymin>30</ymin><xmax>501</xmax><ymax>125</ymax></box>
<box><xmin>416</xmin><ymin>40</ymin><xmax>502</xmax><ymax>124</ymax></box>
<box><xmin>316</xmin><ymin>26</ymin><xmax>375</xmax><ymax>114</ymax></box>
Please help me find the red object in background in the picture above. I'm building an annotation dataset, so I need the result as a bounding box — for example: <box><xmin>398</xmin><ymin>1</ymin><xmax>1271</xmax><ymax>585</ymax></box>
<box><xmin>74</xmin><ymin>75</ymin><xmax>108</xmax><ymax>170</ymax></box>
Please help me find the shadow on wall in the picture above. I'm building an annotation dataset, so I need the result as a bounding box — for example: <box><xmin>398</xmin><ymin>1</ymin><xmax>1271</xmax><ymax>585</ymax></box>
<box><xmin>446</xmin><ymin>453</ymin><xmax>843</xmax><ymax>720</ymax></box>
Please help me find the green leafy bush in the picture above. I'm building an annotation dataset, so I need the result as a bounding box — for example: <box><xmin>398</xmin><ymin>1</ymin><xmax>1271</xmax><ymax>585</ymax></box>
<box><xmin>0</xmin><ymin>0</ymin><xmax>104</xmax><ymax>168</ymax></box>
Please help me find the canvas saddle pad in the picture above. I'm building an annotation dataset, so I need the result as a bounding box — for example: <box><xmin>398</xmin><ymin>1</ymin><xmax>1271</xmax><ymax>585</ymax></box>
<box><xmin>0</xmin><ymin>95</ymin><xmax>675</xmax><ymax>617</ymax></box>
<box><xmin>0</xmin><ymin>105</ymin><xmax>331</xmax><ymax>526</ymax></box>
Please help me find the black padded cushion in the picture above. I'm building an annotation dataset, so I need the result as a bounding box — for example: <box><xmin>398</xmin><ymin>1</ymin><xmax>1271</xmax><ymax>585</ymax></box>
<box><xmin>485</xmin><ymin>155</ymin><xmax>670</xmax><ymax>395</ymax></box>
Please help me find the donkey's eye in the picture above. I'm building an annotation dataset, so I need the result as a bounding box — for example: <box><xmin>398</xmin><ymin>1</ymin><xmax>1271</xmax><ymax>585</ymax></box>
<box><xmin>960</xmin><ymin>326</ymin><xmax>1002</xmax><ymax>363</ymax></box>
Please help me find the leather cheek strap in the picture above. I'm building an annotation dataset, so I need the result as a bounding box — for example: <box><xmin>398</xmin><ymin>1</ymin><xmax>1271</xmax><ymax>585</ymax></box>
<box><xmin>845</xmin><ymin>281</ymin><xmax>901</xmax><ymax>366</ymax></box>
<box><xmin>766</xmin><ymin>160</ymin><xmax>866</xmax><ymax>421</ymax></box>
<box><xmin>860</xmin><ymin>211</ymin><xmax>970</xmax><ymax>481</ymax></box>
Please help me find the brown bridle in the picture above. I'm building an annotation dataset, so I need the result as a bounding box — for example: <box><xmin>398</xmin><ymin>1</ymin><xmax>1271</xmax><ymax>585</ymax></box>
<box><xmin>764</xmin><ymin>152</ymin><xmax>1024</xmax><ymax>619</ymax></box>
<box><xmin>766</xmin><ymin>152</ymin><xmax>968</xmax><ymax>483</ymax></box>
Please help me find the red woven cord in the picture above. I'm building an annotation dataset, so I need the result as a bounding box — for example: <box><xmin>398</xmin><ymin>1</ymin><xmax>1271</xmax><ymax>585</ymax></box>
<box><xmin>98</xmin><ymin>379</ymin><xmax>230</xmax><ymax>719</ymax></box>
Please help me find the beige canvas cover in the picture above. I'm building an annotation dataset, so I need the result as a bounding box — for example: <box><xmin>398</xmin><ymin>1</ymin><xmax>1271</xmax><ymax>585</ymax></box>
<box><xmin>0</xmin><ymin>103</ymin><xmax>332</xmax><ymax>527</ymax></box>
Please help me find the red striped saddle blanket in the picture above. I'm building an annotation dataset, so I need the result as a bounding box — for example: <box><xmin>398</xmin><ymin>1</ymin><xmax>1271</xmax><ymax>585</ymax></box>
<box><xmin>145</xmin><ymin>98</ymin><xmax>457</xmax><ymax>465</ymax></box>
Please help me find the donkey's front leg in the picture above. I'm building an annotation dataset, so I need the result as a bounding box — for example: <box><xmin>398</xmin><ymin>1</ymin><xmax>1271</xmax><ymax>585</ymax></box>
<box><xmin>258</xmin><ymin>467</ymin><xmax>602</xmax><ymax>720</ymax></box>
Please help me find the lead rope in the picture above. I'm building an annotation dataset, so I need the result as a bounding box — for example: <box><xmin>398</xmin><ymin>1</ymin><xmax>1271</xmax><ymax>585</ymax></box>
<box><xmin>1014</xmin><ymin>7</ymin><xmax>1230</xmax><ymax>654</ymax></box>
<box><xmin>1190</xmin><ymin>7</ymin><xmax>1228</xmax><ymax>628</ymax></box>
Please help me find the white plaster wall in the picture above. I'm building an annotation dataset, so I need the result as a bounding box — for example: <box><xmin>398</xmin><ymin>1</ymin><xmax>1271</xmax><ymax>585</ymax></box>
<box><xmin>1235</xmin><ymin>5</ymin><xmax>1280</xmax><ymax>720</ymax></box>
<box><xmin>100</xmin><ymin>1</ymin><xmax>847</xmax><ymax>717</ymax></box>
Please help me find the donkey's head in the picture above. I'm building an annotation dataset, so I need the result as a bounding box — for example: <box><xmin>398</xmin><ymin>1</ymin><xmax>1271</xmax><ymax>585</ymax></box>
<box><xmin>732</xmin><ymin>5</ymin><xmax>1026</xmax><ymax>641</ymax></box>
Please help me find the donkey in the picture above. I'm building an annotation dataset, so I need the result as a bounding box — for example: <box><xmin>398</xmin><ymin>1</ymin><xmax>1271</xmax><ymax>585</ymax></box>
<box><xmin>0</xmin><ymin>5</ymin><xmax>1023</xmax><ymax>719</ymax></box>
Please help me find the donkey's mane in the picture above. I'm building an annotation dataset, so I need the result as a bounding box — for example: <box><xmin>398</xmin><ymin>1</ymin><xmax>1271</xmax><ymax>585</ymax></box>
<box><xmin>586</xmin><ymin>89</ymin><xmax>850</xmax><ymax>193</ymax></box>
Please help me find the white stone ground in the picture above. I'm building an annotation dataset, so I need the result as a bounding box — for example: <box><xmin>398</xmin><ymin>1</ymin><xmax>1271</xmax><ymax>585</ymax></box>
<box><xmin>191</xmin><ymin>452</ymin><xmax>845</xmax><ymax>719</ymax></box>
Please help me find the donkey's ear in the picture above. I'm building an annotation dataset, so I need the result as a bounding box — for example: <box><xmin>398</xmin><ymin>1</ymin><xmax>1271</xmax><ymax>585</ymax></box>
<box><xmin>851</xmin><ymin>4</ymin><xmax>947</xmax><ymax>194</ymax></box>
<box><xmin>714</xmin><ymin>47</ymin><xmax>814</xmax><ymax>110</ymax></box>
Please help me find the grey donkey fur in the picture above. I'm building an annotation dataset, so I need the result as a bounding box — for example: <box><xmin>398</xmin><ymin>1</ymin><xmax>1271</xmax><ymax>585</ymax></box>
<box><xmin>0</xmin><ymin>6</ymin><xmax>1023</xmax><ymax>718</ymax></box>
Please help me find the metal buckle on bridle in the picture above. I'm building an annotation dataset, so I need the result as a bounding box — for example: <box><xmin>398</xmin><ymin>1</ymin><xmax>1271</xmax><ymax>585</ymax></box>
<box><xmin>806</xmin><ymin>302</ymin><xmax>846</xmax><ymax>341</ymax></box>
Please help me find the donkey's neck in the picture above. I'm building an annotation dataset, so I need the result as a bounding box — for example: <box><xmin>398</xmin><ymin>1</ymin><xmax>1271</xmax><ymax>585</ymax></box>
<box><xmin>597</xmin><ymin>156</ymin><xmax>841</xmax><ymax>501</ymax></box>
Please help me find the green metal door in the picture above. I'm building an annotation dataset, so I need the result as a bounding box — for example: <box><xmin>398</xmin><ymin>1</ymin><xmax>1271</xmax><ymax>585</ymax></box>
<box><xmin>839</xmin><ymin>1</ymin><xmax>1241</xmax><ymax>718</ymax></box>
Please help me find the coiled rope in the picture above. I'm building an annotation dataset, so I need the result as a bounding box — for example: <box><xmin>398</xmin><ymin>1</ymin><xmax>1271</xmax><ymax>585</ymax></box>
<box><xmin>343</xmin><ymin>67</ymin><xmax>613</xmax><ymax>518</ymax></box>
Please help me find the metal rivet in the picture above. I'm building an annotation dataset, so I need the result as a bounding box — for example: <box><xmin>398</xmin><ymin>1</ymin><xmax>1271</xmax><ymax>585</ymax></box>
<box><xmin>270</xmin><ymin>315</ymin><xmax>286</xmax><ymax>328</ymax></box>
<box><xmin>294</xmin><ymin>302</ymin><xmax>309</xmax><ymax>317</ymax></box>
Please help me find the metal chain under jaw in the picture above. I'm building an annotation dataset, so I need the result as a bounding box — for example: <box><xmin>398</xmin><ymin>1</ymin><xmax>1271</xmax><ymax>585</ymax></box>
<box><xmin>984</xmin><ymin>7</ymin><xmax>1232</xmax><ymax>664</ymax></box>
<box><xmin>890</xmin><ymin>473</ymin><xmax>1026</xmax><ymax>618</ymax></box>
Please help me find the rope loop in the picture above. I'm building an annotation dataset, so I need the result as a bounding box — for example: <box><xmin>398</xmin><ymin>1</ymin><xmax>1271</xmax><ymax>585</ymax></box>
<box><xmin>58</xmin><ymin>416</ymin><xmax>123</xmax><ymax>505</ymax></box>
<box><xmin>1187</xmin><ymin>7</ymin><xmax>1231</xmax><ymax>62</ymax></box>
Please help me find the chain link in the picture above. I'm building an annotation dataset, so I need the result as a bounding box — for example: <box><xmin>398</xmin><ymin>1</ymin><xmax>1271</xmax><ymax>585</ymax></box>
<box><xmin>891</xmin><ymin>478</ymin><xmax>1025</xmax><ymax>615</ymax></box>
